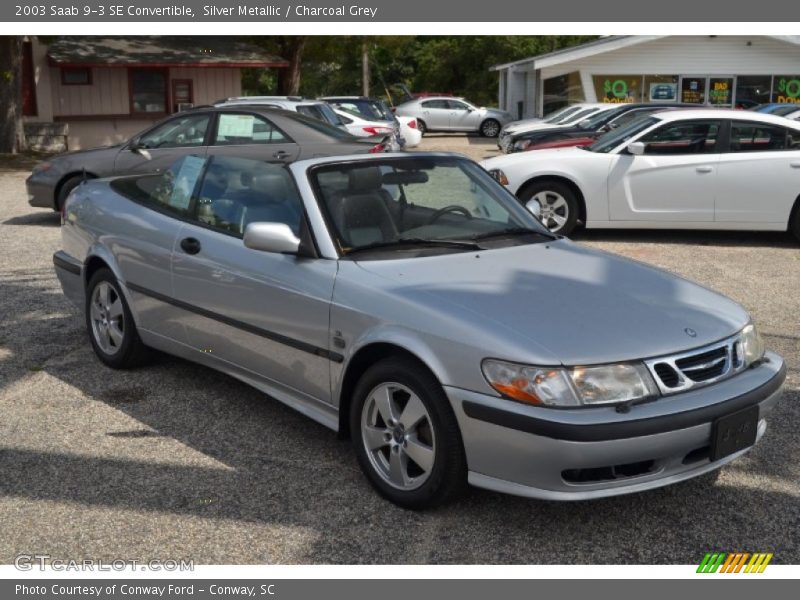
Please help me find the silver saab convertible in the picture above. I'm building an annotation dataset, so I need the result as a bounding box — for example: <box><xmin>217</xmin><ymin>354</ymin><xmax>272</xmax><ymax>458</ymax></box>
<box><xmin>53</xmin><ymin>152</ymin><xmax>786</xmax><ymax>508</ymax></box>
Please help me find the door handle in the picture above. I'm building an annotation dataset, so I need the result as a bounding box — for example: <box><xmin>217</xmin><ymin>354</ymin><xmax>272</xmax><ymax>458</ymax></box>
<box><xmin>180</xmin><ymin>237</ymin><xmax>201</xmax><ymax>255</ymax></box>
<box><xmin>273</xmin><ymin>150</ymin><xmax>290</xmax><ymax>160</ymax></box>
<box><xmin>696</xmin><ymin>166</ymin><xmax>714</xmax><ymax>173</ymax></box>
<box><xmin>790</xmin><ymin>162</ymin><xmax>800</xmax><ymax>169</ymax></box>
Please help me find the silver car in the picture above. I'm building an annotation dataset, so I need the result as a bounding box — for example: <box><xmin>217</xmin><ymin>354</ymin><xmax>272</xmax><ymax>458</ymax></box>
<box><xmin>394</xmin><ymin>97</ymin><xmax>513</xmax><ymax>137</ymax></box>
<box><xmin>53</xmin><ymin>152</ymin><xmax>785</xmax><ymax>508</ymax></box>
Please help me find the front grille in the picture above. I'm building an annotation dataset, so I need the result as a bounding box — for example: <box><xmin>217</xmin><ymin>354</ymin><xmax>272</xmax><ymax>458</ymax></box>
<box><xmin>645</xmin><ymin>334</ymin><xmax>745</xmax><ymax>395</ymax></box>
<box><xmin>562</xmin><ymin>460</ymin><xmax>656</xmax><ymax>484</ymax></box>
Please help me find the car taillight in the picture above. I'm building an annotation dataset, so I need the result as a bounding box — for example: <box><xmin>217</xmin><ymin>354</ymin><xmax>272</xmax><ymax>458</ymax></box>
<box><xmin>369</xmin><ymin>142</ymin><xmax>387</xmax><ymax>154</ymax></box>
<box><xmin>363</xmin><ymin>126</ymin><xmax>392</xmax><ymax>135</ymax></box>
<box><xmin>407</xmin><ymin>119</ymin><xmax>417</xmax><ymax>129</ymax></box>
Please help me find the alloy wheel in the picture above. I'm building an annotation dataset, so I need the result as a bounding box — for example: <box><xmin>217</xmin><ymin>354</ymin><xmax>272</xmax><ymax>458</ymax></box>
<box><xmin>90</xmin><ymin>281</ymin><xmax>125</xmax><ymax>355</ymax></box>
<box><xmin>360</xmin><ymin>382</ymin><xmax>437</xmax><ymax>491</ymax></box>
<box><xmin>530</xmin><ymin>191</ymin><xmax>569</xmax><ymax>232</ymax></box>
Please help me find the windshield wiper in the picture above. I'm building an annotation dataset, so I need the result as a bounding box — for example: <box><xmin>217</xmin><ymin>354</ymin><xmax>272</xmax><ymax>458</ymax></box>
<box><xmin>467</xmin><ymin>227</ymin><xmax>557</xmax><ymax>241</ymax></box>
<box><xmin>345</xmin><ymin>237</ymin><xmax>484</xmax><ymax>255</ymax></box>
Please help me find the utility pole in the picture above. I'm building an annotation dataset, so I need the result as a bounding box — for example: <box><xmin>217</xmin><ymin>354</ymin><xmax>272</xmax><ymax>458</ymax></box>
<box><xmin>361</xmin><ymin>39</ymin><xmax>370</xmax><ymax>97</ymax></box>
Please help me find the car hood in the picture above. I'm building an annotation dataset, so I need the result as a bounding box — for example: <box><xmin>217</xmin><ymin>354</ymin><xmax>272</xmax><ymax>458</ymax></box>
<box><xmin>356</xmin><ymin>241</ymin><xmax>749</xmax><ymax>365</ymax></box>
<box><xmin>482</xmin><ymin>145</ymin><xmax>595</xmax><ymax>169</ymax></box>
<box><xmin>505</xmin><ymin>122</ymin><xmax>563</xmax><ymax>135</ymax></box>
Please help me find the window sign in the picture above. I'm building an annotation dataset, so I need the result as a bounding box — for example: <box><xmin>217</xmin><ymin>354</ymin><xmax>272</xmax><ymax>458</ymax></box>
<box><xmin>168</xmin><ymin>155</ymin><xmax>205</xmax><ymax>211</ymax></box>
<box><xmin>681</xmin><ymin>78</ymin><xmax>706</xmax><ymax>104</ymax></box>
<box><xmin>649</xmin><ymin>82</ymin><xmax>677</xmax><ymax>102</ymax></box>
<box><xmin>773</xmin><ymin>76</ymin><xmax>800</xmax><ymax>104</ymax></box>
<box><xmin>593</xmin><ymin>76</ymin><xmax>640</xmax><ymax>104</ymax></box>
<box><xmin>218</xmin><ymin>114</ymin><xmax>256</xmax><ymax>139</ymax></box>
<box><xmin>709</xmin><ymin>78</ymin><xmax>733</xmax><ymax>106</ymax></box>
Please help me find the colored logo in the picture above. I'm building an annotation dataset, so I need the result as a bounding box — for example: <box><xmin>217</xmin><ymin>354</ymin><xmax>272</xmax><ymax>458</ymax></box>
<box><xmin>697</xmin><ymin>552</ymin><xmax>773</xmax><ymax>573</ymax></box>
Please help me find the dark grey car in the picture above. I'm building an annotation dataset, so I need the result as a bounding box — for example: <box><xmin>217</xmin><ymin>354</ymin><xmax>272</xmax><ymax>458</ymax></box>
<box><xmin>27</xmin><ymin>106</ymin><xmax>386</xmax><ymax>211</ymax></box>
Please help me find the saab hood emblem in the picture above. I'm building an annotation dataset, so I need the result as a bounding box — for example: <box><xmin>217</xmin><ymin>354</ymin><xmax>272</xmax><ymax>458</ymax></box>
<box><xmin>684</xmin><ymin>328</ymin><xmax>697</xmax><ymax>337</ymax></box>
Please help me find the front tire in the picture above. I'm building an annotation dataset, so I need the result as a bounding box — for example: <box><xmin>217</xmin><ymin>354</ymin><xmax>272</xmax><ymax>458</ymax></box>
<box><xmin>350</xmin><ymin>357</ymin><xmax>467</xmax><ymax>509</ymax></box>
<box><xmin>86</xmin><ymin>268</ymin><xmax>149</xmax><ymax>368</ymax></box>
<box><xmin>518</xmin><ymin>180</ymin><xmax>580</xmax><ymax>236</ymax></box>
<box><xmin>790</xmin><ymin>199</ymin><xmax>800</xmax><ymax>242</ymax></box>
<box><xmin>480</xmin><ymin>119</ymin><xmax>501</xmax><ymax>138</ymax></box>
<box><xmin>56</xmin><ymin>175</ymin><xmax>86</xmax><ymax>213</ymax></box>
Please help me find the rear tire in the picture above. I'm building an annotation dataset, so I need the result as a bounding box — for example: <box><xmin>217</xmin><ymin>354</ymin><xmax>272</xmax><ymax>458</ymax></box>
<box><xmin>416</xmin><ymin>119</ymin><xmax>427</xmax><ymax>136</ymax></box>
<box><xmin>56</xmin><ymin>175</ymin><xmax>86</xmax><ymax>213</ymax></box>
<box><xmin>518</xmin><ymin>180</ymin><xmax>580</xmax><ymax>236</ymax></box>
<box><xmin>350</xmin><ymin>357</ymin><xmax>467</xmax><ymax>509</ymax></box>
<box><xmin>85</xmin><ymin>268</ymin><xmax>150</xmax><ymax>369</ymax></box>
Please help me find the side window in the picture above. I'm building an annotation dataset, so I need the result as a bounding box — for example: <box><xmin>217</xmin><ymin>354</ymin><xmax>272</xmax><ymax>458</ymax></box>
<box><xmin>610</xmin><ymin>109</ymin><xmax>655</xmax><ymax>129</ymax></box>
<box><xmin>338</xmin><ymin>113</ymin><xmax>353</xmax><ymax>124</ymax></box>
<box><xmin>137</xmin><ymin>114</ymin><xmax>210</xmax><ymax>149</ymax></box>
<box><xmin>111</xmin><ymin>155</ymin><xmax>206</xmax><ymax>218</ymax></box>
<box><xmin>421</xmin><ymin>100</ymin><xmax>449</xmax><ymax>109</ymax></box>
<box><xmin>447</xmin><ymin>100</ymin><xmax>470</xmax><ymax>110</ymax></box>
<box><xmin>194</xmin><ymin>156</ymin><xmax>303</xmax><ymax>237</ymax></box>
<box><xmin>213</xmin><ymin>113</ymin><xmax>288</xmax><ymax>146</ymax></box>
<box><xmin>638</xmin><ymin>120</ymin><xmax>721</xmax><ymax>155</ymax></box>
<box><xmin>729</xmin><ymin>121</ymin><xmax>793</xmax><ymax>152</ymax></box>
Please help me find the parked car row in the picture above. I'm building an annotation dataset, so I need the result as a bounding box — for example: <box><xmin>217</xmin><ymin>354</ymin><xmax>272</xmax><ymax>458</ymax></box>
<box><xmin>482</xmin><ymin>109</ymin><xmax>800</xmax><ymax>240</ymax></box>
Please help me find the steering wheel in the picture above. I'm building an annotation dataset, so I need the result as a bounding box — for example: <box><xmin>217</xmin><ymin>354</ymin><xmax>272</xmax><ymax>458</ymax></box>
<box><xmin>427</xmin><ymin>205</ymin><xmax>472</xmax><ymax>224</ymax></box>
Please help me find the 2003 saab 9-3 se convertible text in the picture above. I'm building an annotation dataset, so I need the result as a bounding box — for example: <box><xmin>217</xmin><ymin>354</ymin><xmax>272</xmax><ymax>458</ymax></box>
<box><xmin>53</xmin><ymin>152</ymin><xmax>785</xmax><ymax>508</ymax></box>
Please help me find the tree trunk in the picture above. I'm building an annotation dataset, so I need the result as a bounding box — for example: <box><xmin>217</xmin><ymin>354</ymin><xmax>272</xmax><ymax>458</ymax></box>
<box><xmin>277</xmin><ymin>37</ymin><xmax>307</xmax><ymax>96</ymax></box>
<box><xmin>361</xmin><ymin>39</ymin><xmax>370</xmax><ymax>97</ymax></box>
<box><xmin>0</xmin><ymin>36</ymin><xmax>24</xmax><ymax>154</ymax></box>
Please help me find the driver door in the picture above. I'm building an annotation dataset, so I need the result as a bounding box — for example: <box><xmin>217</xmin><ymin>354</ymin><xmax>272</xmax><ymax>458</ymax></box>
<box><xmin>447</xmin><ymin>100</ymin><xmax>479</xmax><ymax>131</ymax></box>
<box><xmin>608</xmin><ymin>119</ymin><xmax>721</xmax><ymax>222</ymax></box>
<box><xmin>419</xmin><ymin>100</ymin><xmax>451</xmax><ymax>130</ymax></box>
<box><xmin>114</xmin><ymin>112</ymin><xmax>212</xmax><ymax>175</ymax></box>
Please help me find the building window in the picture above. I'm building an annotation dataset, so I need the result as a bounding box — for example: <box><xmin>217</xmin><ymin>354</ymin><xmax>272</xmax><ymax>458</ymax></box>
<box><xmin>773</xmin><ymin>76</ymin><xmax>800</xmax><ymax>105</ymax></box>
<box><xmin>171</xmin><ymin>79</ymin><xmax>194</xmax><ymax>112</ymax></box>
<box><xmin>543</xmin><ymin>71</ymin><xmax>584</xmax><ymax>114</ymax></box>
<box><xmin>593</xmin><ymin>75</ymin><xmax>641</xmax><ymax>104</ymax></box>
<box><xmin>129</xmin><ymin>69</ymin><xmax>167</xmax><ymax>115</ymax></box>
<box><xmin>735</xmin><ymin>76</ymin><xmax>771</xmax><ymax>109</ymax></box>
<box><xmin>680</xmin><ymin>77</ymin><xmax>706</xmax><ymax>104</ymax></box>
<box><xmin>61</xmin><ymin>67</ymin><xmax>92</xmax><ymax>86</ymax></box>
<box><xmin>644</xmin><ymin>75</ymin><xmax>678</xmax><ymax>102</ymax></box>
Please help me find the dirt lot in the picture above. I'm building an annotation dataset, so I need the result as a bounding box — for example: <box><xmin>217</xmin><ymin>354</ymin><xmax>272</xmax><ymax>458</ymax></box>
<box><xmin>0</xmin><ymin>142</ymin><xmax>798</xmax><ymax>565</ymax></box>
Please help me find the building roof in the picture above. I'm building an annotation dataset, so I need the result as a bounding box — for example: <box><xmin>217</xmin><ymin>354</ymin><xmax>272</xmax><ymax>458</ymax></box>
<box><xmin>47</xmin><ymin>36</ymin><xmax>288</xmax><ymax>69</ymax></box>
<box><xmin>490</xmin><ymin>35</ymin><xmax>800</xmax><ymax>72</ymax></box>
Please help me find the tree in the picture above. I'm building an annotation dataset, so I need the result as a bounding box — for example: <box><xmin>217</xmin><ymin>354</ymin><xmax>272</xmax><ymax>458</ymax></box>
<box><xmin>0</xmin><ymin>36</ymin><xmax>24</xmax><ymax>154</ymax></box>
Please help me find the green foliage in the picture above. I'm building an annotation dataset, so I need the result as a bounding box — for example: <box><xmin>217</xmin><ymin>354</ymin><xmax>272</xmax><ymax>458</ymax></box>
<box><xmin>243</xmin><ymin>36</ymin><xmax>597</xmax><ymax>106</ymax></box>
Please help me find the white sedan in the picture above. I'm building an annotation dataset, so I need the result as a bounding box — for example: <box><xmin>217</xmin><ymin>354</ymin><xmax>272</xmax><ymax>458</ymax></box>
<box><xmin>482</xmin><ymin>109</ymin><xmax>800</xmax><ymax>240</ymax></box>
<box><xmin>332</xmin><ymin>108</ymin><xmax>422</xmax><ymax>149</ymax></box>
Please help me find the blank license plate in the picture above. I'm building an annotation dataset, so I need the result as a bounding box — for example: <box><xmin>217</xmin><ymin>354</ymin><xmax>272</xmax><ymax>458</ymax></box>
<box><xmin>711</xmin><ymin>405</ymin><xmax>759</xmax><ymax>461</ymax></box>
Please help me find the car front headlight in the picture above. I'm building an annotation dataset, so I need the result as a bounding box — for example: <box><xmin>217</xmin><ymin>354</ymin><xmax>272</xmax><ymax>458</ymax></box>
<box><xmin>512</xmin><ymin>139</ymin><xmax>532</xmax><ymax>152</ymax></box>
<box><xmin>487</xmin><ymin>168</ymin><xmax>508</xmax><ymax>185</ymax></box>
<box><xmin>739</xmin><ymin>322</ymin><xmax>765</xmax><ymax>367</ymax></box>
<box><xmin>481</xmin><ymin>359</ymin><xmax>658</xmax><ymax>407</ymax></box>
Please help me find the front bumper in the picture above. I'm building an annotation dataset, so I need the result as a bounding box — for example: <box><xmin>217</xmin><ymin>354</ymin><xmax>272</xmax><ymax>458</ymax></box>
<box><xmin>447</xmin><ymin>352</ymin><xmax>785</xmax><ymax>500</ymax></box>
<box><xmin>26</xmin><ymin>174</ymin><xmax>56</xmax><ymax>209</ymax></box>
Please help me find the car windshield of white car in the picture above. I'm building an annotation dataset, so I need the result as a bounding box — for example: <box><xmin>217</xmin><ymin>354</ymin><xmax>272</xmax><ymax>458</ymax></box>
<box><xmin>587</xmin><ymin>116</ymin><xmax>659</xmax><ymax>153</ymax></box>
<box><xmin>311</xmin><ymin>156</ymin><xmax>549</xmax><ymax>258</ymax></box>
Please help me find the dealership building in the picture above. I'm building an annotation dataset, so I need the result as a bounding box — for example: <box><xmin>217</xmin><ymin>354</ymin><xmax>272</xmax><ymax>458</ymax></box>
<box><xmin>492</xmin><ymin>35</ymin><xmax>800</xmax><ymax>119</ymax></box>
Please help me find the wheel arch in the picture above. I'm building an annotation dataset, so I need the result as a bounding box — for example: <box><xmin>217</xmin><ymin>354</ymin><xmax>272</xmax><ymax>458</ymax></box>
<box><xmin>517</xmin><ymin>174</ymin><xmax>587</xmax><ymax>224</ymax></box>
<box><xmin>336</xmin><ymin>341</ymin><xmax>444</xmax><ymax>439</ymax></box>
<box><xmin>82</xmin><ymin>248</ymin><xmax>141</xmax><ymax>328</ymax></box>
<box><xmin>55</xmin><ymin>171</ymin><xmax>98</xmax><ymax>209</ymax></box>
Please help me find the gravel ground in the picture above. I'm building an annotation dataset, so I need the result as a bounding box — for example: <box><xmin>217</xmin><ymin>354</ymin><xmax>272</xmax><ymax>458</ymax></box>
<box><xmin>0</xmin><ymin>143</ymin><xmax>798</xmax><ymax>565</ymax></box>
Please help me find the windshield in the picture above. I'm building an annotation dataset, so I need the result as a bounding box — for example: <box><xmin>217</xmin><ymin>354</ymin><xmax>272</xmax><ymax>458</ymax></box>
<box><xmin>297</xmin><ymin>103</ymin><xmax>343</xmax><ymax>126</ymax></box>
<box><xmin>329</xmin><ymin>99</ymin><xmax>393</xmax><ymax>121</ymax></box>
<box><xmin>284</xmin><ymin>111</ymin><xmax>358</xmax><ymax>140</ymax></box>
<box><xmin>560</xmin><ymin>106</ymin><xmax>601</xmax><ymax>124</ymax></box>
<box><xmin>543</xmin><ymin>105</ymin><xmax>581</xmax><ymax>123</ymax></box>
<box><xmin>310</xmin><ymin>156</ymin><xmax>548</xmax><ymax>257</ymax></box>
<box><xmin>586</xmin><ymin>116</ymin><xmax>659</xmax><ymax>153</ymax></box>
<box><xmin>770</xmin><ymin>105</ymin><xmax>798</xmax><ymax>117</ymax></box>
<box><xmin>579</xmin><ymin>105</ymin><xmax>631</xmax><ymax>130</ymax></box>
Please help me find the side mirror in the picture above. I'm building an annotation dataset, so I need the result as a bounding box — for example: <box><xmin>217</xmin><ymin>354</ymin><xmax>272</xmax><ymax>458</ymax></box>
<box><xmin>525</xmin><ymin>199</ymin><xmax>542</xmax><ymax>220</ymax></box>
<box><xmin>627</xmin><ymin>141</ymin><xmax>646</xmax><ymax>156</ymax></box>
<box><xmin>243</xmin><ymin>222</ymin><xmax>301</xmax><ymax>254</ymax></box>
<box><xmin>129</xmin><ymin>141</ymin><xmax>152</xmax><ymax>160</ymax></box>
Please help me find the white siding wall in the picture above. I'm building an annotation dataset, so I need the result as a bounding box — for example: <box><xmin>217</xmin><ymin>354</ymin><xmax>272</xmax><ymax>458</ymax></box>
<box><xmin>168</xmin><ymin>67</ymin><xmax>242</xmax><ymax>105</ymax></box>
<box><xmin>509</xmin><ymin>36</ymin><xmax>800</xmax><ymax>116</ymax></box>
<box><xmin>50</xmin><ymin>67</ymin><xmax>129</xmax><ymax>116</ymax></box>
